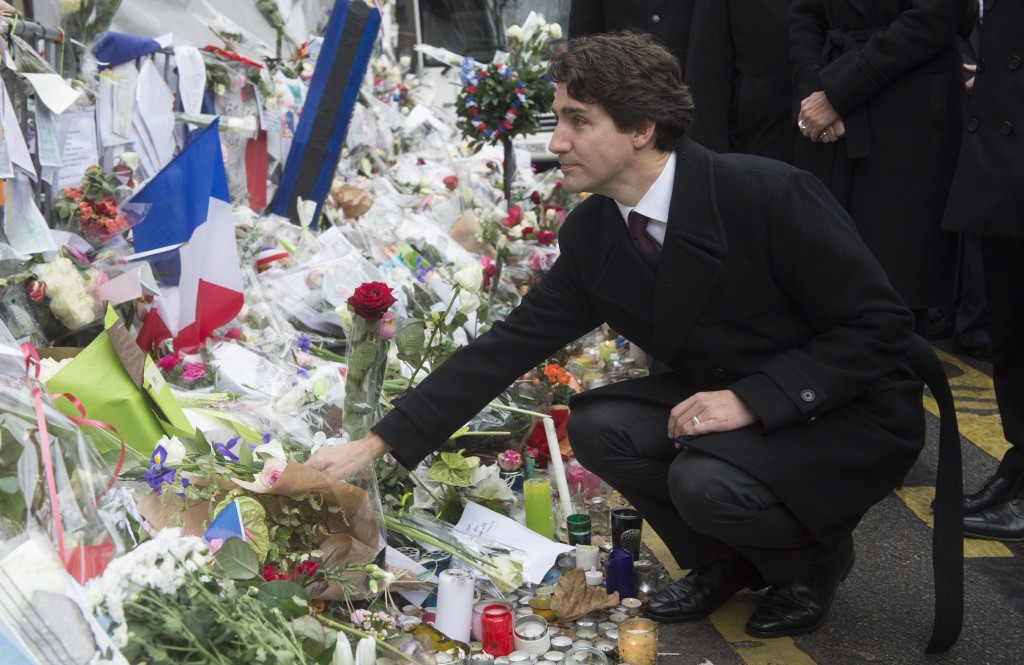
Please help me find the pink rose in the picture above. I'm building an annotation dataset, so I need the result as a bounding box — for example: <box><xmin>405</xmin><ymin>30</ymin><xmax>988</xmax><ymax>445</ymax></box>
<box><xmin>181</xmin><ymin>362</ymin><xmax>207</xmax><ymax>382</ymax></box>
<box><xmin>157</xmin><ymin>353</ymin><xmax>182</xmax><ymax>371</ymax></box>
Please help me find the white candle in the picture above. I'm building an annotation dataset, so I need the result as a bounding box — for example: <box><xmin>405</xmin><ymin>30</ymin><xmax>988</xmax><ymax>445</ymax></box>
<box><xmin>543</xmin><ymin>417</ymin><xmax>575</xmax><ymax>523</ymax></box>
<box><xmin>585</xmin><ymin>569</ymin><xmax>604</xmax><ymax>586</ymax></box>
<box><xmin>435</xmin><ymin>569</ymin><xmax>476</xmax><ymax>644</ymax></box>
<box><xmin>575</xmin><ymin>544</ymin><xmax>599</xmax><ymax>571</ymax></box>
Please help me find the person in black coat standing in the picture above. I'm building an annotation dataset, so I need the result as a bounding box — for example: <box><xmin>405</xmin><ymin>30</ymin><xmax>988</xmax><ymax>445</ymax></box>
<box><xmin>684</xmin><ymin>0</ymin><xmax>794</xmax><ymax>163</ymax></box>
<box><xmin>942</xmin><ymin>0</ymin><xmax>1024</xmax><ymax>541</ymax></box>
<box><xmin>790</xmin><ymin>0</ymin><xmax>976</xmax><ymax>333</ymax></box>
<box><xmin>568</xmin><ymin>0</ymin><xmax>695</xmax><ymax>73</ymax></box>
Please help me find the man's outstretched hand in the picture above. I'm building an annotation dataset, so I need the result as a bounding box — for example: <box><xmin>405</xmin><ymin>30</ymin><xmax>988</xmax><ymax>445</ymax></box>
<box><xmin>306</xmin><ymin>432</ymin><xmax>393</xmax><ymax>481</ymax></box>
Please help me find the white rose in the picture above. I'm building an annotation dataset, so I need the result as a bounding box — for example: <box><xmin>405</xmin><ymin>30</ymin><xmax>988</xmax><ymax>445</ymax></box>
<box><xmin>399</xmin><ymin>55</ymin><xmax>411</xmax><ymax>69</ymax></box>
<box><xmin>158</xmin><ymin>435</ymin><xmax>187</xmax><ymax>466</ymax></box>
<box><xmin>58</xmin><ymin>0</ymin><xmax>81</xmax><ymax>14</ymax></box>
<box><xmin>456</xmin><ymin>290</ymin><xmax>481</xmax><ymax>316</ymax></box>
<box><xmin>452</xmin><ymin>263</ymin><xmax>484</xmax><ymax>293</ymax></box>
<box><xmin>335</xmin><ymin>303</ymin><xmax>354</xmax><ymax>333</ymax></box>
<box><xmin>506</xmin><ymin>25</ymin><xmax>524</xmax><ymax>42</ymax></box>
<box><xmin>549</xmin><ymin>24</ymin><xmax>563</xmax><ymax>40</ymax></box>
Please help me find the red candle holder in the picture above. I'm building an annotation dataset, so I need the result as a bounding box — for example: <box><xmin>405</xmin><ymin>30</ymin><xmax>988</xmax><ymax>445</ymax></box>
<box><xmin>480</xmin><ymin>604</ymin><xmax>514</xmax><ymax>656</ymax></box>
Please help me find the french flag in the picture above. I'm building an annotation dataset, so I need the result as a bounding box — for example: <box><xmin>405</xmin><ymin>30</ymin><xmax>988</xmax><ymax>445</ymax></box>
<box><xmin>127</xmin><ymin>120</ymin><xmax>243</xmax><ymax>353</ymax></box>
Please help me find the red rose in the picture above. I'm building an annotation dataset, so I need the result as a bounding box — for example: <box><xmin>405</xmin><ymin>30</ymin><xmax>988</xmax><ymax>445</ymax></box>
<box><xmin>443</xmin><ymin>175</ymin><xmax>459</xmax><ymax>191</ymax></box>
<box><xmin>26</xmin><ymin>279</ymin><xmax>47</xmax><ymax>302</ymax></box>
<box><xmin>295</xmin><ymin>560</ymin><xmax>320</xmax><ymax>578</ymax></box>
<box><xmin>347</xmin><ymin>281</ymin><xmax>397</xmax><ymax>322</ymax></box>
<box><xmin>530</xmin><ymin>191</ymin><xmax>541</xmax><ymax>205</ymax></box>
<box><xmin>538</xmin><ymin>230</ymin><xmax>555</xmax><ymax>245</ymax></box>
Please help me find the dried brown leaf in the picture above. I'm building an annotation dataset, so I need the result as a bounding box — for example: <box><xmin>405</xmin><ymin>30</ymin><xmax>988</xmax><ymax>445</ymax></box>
<box><xmin>551</xmin><ymin>568</ymin><xmax>619</xmax><ymax>622</ymax></box>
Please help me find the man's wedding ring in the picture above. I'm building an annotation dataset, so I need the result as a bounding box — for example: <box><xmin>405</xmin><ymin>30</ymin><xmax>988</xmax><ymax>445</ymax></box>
<box><xmin>691</xmin><ymin>416</ymin><xmax>700</xmax><ymax>426</ymax></box>
<box><xmin>798</xmin><ymin>119</ymin><xmax>807</xmax><ymax>130</ymax></box>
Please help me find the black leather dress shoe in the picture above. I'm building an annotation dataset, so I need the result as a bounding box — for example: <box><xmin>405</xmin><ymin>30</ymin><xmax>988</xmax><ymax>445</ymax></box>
<box><xmin>963</xmin><ymin>475</ymin><xmax>1018</xmax><ymax>515</ymax></box>
<box><xmin>963</xmin><ymin>495</ymin><xmax>1024</xmax><ymax>542</ymax></box>
<box><xmin>644</xmin><ymin>555</ymin><xmax>763</xmax><ymax>623</ymax></box>
<box><xmin>745</xmin><ymin>536</ymin><xmax>855</xmax><ymax>638</ymax></box>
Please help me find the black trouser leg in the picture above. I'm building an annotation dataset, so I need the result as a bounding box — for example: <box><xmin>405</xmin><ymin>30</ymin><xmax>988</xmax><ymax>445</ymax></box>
<box><xmin>980</xmin><ymin>236</ymin><xmax>1024</xmax><ymax>481</ymax></box>
<box><xmin>568</xmin><ymin>398</ymin><xmax>726</xmax><ymax>570</ymax></box>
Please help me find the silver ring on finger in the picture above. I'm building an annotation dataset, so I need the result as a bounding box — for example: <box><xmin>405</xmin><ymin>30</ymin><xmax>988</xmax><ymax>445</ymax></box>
<box><xmin>798</xmin><ymin>119</ymin><xmax>807</xmax><ymax>130</ymax></box>
<box><xmin>691</xmin><ymin>415</ymin><xmax>700</xmax><ymax>426</ymax></box>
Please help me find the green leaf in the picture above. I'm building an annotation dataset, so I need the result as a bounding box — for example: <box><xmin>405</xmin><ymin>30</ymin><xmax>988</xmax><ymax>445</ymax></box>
<box><xmin>212</xmin><ymin>537</ymin><xmax>262</xmax><ymax>580</ymax></box>
<box><xmin>290</xmin><ymin>615</ymin><xmax>326</xmax><ymax>654</ymax></box>
<box><xmin>256</xmin><ymin>580</ymin><xmax>310</xmax><ymax>619</ymax></box>
<box><xmin>427</xmin><ymin>451</ymin><xmax>474</xmax><ymax>487</ymax></box>
<box><xmin>395</xmin><ymin>322</ymin><xmax>425</xmax><ymax>361</ymax></box>
<box><xmin>238</xmin><ymin>438</ymin><xmax>254</xmax><ymax>468</ymax></box>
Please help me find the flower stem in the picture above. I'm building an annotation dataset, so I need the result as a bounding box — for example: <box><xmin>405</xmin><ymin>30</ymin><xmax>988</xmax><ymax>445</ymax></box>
<box><xmin>315</xmin><ymin>615</ymin><xmax>412</xmax><ymax>662</ymax></box>
<box><xmin>406</xmin><ymin>286</ymin><xmax>460</xmax><ymax>388</ymax></box>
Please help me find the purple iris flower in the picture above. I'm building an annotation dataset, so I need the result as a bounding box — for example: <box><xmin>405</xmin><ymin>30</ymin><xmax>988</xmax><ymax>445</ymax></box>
<box><xmin>141</xmin><ymin>444</ymin><xmax>188</xmax><ymax>494</ymax></box>
<box><xmin>297</xmin><ymin>333</ymin><xmax>312</xmax><ymax>353</ymax></box>
<box><xmin>214</xmin><ymin>435</ymin><xmax>242</xmax><ymax>462</ymax></box>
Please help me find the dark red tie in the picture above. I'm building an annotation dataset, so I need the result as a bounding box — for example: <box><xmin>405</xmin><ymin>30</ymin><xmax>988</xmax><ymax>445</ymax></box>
<box><xmin>628</xmin><ymin>211</ymin><xmax>661</xmax><ymax>266</ymax></box>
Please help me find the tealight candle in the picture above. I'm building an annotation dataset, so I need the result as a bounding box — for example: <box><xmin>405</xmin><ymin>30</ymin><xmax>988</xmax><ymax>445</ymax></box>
<box><xmin>620</xmin><ymin>598</ymin><xmax>643</xmax><ymax>616</ymax></box>
<box><xmin>575</xmin><ymin>618</ymin><xmax>597</xmax><ymax>631</ymax></box>
<box><xmin>563</xmin><ymin>645</ymin><xmax>608</xmax><ymax>664</ymax></box>
<box><xmin>597</xmin><ymin>622</ymin><xmax>616</xmax><ymax>638</ymax></box>
<box><xmin>513</xmin><ymin>614</ymin><xmax>551</xmax><ymax>656</ymax></box>
<box><xmin>541</xmin><ymin>651</ymin><xmax>564</xmax><ymax>662</ymax></box>
<box><xmin>617</xmin><ymin>618</ymin><xmax>658</xmax><ymax>665</ymax></box>
<box><xmin>551</xmin><ymin>635</ymin><xmax>573</xmax><ymax>652</ymax></box>
<box><xmin>605</xmin><ymin>628</ymin><xmax>618</xmax><ymax>642</ymax></box>
<box><xmin>585</xmin><ymin>569</ymin><xmax>603</xmax><ymax>586</ymax></box>
<box><xmin>575</xmin><ymin>629</ymin><xmax>597</xmax><ymax>642</ymax></box>
<box><xmin>608</xmin><ymin>613</ymin><xmax>627</xmax><ymax>624</ymax></box>
<box><xmin>594</xmin><ymin>640</ymin><xmax>615</xmax><ymax>656</ymax></box>
<box><xmin>572</xmin><ymin>639</ymin><xmax>594</xmax><ymax>649</ymax></box>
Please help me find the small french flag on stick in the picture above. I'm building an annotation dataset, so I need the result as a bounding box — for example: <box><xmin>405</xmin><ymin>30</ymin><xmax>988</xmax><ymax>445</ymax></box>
<box><xmin>126</xmin><ymin>119</ymin><xmax>244</xmax><ymax>353</ymax></box>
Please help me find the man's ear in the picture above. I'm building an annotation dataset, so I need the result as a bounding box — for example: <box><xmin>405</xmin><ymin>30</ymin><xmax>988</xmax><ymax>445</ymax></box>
<box><xmin>632</xmin><ymin>120</ymin><xmax>657</xmax><ymax>149</ymax></box>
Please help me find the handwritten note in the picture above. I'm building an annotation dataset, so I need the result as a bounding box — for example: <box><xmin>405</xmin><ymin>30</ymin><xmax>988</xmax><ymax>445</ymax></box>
<box><xmin>457</xmin><ymin>501</ymin><xmax>573</xmax><ymax>584</ymax></box>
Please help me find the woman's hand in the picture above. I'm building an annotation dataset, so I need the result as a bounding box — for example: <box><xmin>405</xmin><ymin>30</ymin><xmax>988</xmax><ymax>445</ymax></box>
<box><xmin>668</xmin><ymin>390</ymin><xmax>758</xmax><ymax>443</ymax></box>
<box><xmin>798</xmin><ymin>91</ymin><xmax>841</xmax><ymax>141</ymax></box>
<box><xmin>306</xmin><ymin>432</ymin><xmax>393</xmax><ymax>481</ymax></box>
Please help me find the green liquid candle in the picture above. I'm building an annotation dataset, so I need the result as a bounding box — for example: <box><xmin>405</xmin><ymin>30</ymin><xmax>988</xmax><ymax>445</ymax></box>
<box><xmin>524</xmin><ymin>478</ymin><xmax>555</xmax><ymax>539</ymax></box>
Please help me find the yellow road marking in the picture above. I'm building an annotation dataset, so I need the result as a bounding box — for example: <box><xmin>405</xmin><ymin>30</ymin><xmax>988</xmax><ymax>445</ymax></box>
<box><xmin>926</xmin><ymin>348</ymin><xmax>1010</xmax><ymax>462</ymax></box>
<box><xmin>894</xmin><ymin>487</ymin><xmax>1013</xmax><ymax>557</ymax></box>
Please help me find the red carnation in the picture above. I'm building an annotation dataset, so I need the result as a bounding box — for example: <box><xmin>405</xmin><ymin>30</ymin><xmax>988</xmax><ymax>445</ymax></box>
<box><xmin>443</xmin><ymin>175</ymin><xmax>459</xmax><ymax>191</ymax></box>
<box><xmin>347</xmin><ymin>281</ymin><xmax>397</xmax><ymax>322</ymax></box>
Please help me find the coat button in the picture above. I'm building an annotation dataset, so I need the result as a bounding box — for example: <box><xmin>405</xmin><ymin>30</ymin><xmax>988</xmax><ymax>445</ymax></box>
<box><xmin>800</xmin><ymin>389</ymin><xmax>816</xmax><ymax>402</ymax></box>
<box><xmin>712</xmin><ymin>368</ymin><xmax>726</xmax><ymax>378</ymax></box>
<box><xmin>967</xmin><ymin>118</ymin><xmax>980</xmax><ymax>132</ymax></box>
<box><xmin>651</xmin><ymin>14</ymin><xmax>661</xmax><ymax>24</ymax></box>
<box><xmin>1010</xmin><ymin>55</ymin><xmax>1022</xmax><ymax>70</ymax></box>
<box><xmin>1001</xmin><ymin>121</ymin><xmax>1014</xmax><ymax>135</ymax></box>
<box><xmin>977</xmin><ymin>58</ymin><xmax>986</xmax><ymax>72</ymax></box>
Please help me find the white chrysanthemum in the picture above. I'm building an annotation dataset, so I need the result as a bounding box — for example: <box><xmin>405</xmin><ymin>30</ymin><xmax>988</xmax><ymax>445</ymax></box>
<box><xmin>34</xmin><ymin>257</ymin><xmax>99</xmax><ymax>330</ymax></box>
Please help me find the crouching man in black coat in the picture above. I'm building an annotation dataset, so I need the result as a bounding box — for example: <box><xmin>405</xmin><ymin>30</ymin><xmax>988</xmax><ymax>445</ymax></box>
<box><xmin>310</xmin><ymin>31</ymin><xmax>962</xmax><ymax>651</ymax></box>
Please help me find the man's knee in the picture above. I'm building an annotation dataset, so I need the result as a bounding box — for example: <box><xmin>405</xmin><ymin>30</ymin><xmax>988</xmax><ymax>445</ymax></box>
<box><xmin>669</xmin><ymin>452</ymin><xmax>771</xmax><ymax>531</ymax></box>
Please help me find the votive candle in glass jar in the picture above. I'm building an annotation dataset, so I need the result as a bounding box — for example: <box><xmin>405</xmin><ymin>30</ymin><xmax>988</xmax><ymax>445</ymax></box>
<box><xmin>481</xmin><ymin>605</ymin><xmax>514</xmax><ymax>657</ymax></box>
<box><xmin>524</xmin><ymin>478</ymin><xmax>555</xmax><ymax>539</ymax></box>
<box><xmin>473</xmin><ymin>599</ymin><xmax>512</xmax><ymax>641</ymax></box>
<box><xmin>617</xmin><ymin>617</ymin><xmax>658</xmax><ymax>665</ymax></box>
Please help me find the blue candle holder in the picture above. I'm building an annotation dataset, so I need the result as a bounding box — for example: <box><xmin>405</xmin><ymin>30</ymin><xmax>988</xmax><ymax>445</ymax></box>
<box><xmin>604</xmin><ymin>547</ymin><xmax>634</xmax><ymax>598</ymax></box>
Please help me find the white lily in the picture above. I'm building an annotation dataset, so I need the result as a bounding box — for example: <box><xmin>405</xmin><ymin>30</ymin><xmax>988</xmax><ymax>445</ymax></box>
<box><xmin>333</xmin><ymin>633</ymin><xmax>353</xmax><ymax>665</ymax></box>
<box><xmin>355</xmin><ymin>636</ymin><xmax>377</xmax><ymax>665</ymax></box>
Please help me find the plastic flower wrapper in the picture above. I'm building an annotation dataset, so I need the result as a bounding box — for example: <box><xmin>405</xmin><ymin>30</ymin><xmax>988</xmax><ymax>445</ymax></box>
<box><xmin>384</xmin><ymin>511</ymin><xmax>524</xmax><ymax>595</ymax></box>
<box><xmin>0</xmin><ymin>530</ymin><xmax>128</xmax><ymax>664</ymax></box>
<box><xmin>134</xmin><ymin>430</ymin><xmax>387</xmax><ymax>601</ymax></box>
<box><xmin>0</xmin><ymin>375</ymin><xmax>130</xmax><ymax>586</ymax></box>
<box><xmin>343</xmin><ymin>281</ymin><xmax>398</xmax><ymax>441</ymax></box>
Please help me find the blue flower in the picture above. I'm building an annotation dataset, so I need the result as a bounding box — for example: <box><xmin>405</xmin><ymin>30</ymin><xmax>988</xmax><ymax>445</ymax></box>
<box><xmin>141</xmin><ymin>444</ymin><xmax>188</xmax><ymax>494</ymax></box>
<box><xmin>214</xmin><ymin>435</ymin><xmax>242</xmax><ymax>462</ymax></box>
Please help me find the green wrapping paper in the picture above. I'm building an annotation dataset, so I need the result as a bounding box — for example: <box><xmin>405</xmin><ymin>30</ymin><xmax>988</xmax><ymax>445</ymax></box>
<box><xmin>45</xmin><ymin>308</ymin><xmax>193</xmax><ymax>459</ymax></box>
